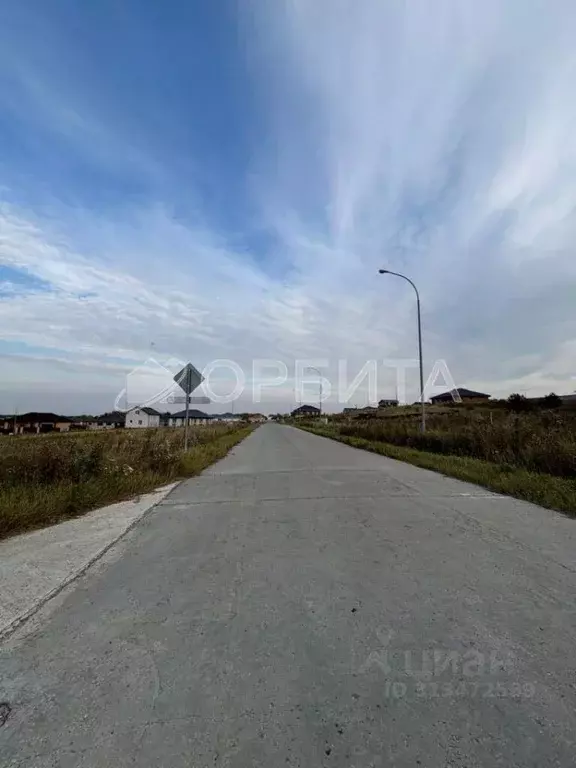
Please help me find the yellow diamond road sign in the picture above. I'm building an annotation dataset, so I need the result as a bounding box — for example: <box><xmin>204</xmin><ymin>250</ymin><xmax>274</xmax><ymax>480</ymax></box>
<box><xmin>174</xmin><ymin>363</ymin><xmax>204</xmax><ymax>395</ymax></box>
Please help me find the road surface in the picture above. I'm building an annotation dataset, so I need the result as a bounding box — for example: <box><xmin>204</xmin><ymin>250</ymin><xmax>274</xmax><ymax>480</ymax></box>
<box><xmin>2</xmin><ymin>424</ymin><xmax>576</xmax><ymax>766</ymax></box>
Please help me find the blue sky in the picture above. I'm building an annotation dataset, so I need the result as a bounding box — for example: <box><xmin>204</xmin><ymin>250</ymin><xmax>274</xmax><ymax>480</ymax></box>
<box><xmin>1</xmin><ymin>0</ymin><xmax>576</xmax><ymax>413</ymax></box>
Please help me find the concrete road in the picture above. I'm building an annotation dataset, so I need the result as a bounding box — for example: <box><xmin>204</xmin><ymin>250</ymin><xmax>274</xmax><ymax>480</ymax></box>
<box><xmin>2</xmin><ymin>424</ymin><xmax>576</xmax><ymax>767</ymax></box>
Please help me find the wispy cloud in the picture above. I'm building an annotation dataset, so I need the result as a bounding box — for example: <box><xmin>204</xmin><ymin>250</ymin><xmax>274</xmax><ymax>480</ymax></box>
<box><xmin>248</xmin><ymin>0</ymin><xmax>576</xmax><ymax>391</ymax></box>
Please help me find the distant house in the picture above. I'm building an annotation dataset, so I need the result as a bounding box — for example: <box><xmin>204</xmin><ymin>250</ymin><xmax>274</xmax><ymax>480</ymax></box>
<box><xmin>291</xmin><ymin>404</ymin><xmax>320</xmax><ymax>418</ymax></box>
<box><xmin>430</xmin><ymin>388</ymin><xmax>490</xmax><ymax>405</ymax></box>
<box><xmin>378</xmin><ymin>399</ymin><xmax>399</xmax><ymax>408</ymax></box>
<box><xmin>8</xmin><ymin>413</ymin><xmax>72</xmax><ymax>435</ymax></box>
<box><xmin>70</xmin><ymin>416</ymin><xmax>98</xmax><ymax>431</ymax></box>
<box><xmin>251</xmin><ymin>413</ymin><xmax>268</xmax><ymax>423</ymax></box>
<box><xmin>94</xmin><ymin>411</ymin><xmax>125</xmax><ymax>429</ymax></box>
<box><xmin>0</xmin><ymin>415</ymin><xmax>15</xmax><ymax>435</ymax></box>
<box><xmin>125</xmin><ymin>407</ymin><xmax>161</xmax><ymax>428</ymax></box>
<box><xmin>212</xmin><ymin>412</ymin><xmax>241</xmax><ymax>423</ymax></box>
<box><xmin>170</xmin><ymin>409</ymin><xmax>213</xmax><ymax>427</ymax></box>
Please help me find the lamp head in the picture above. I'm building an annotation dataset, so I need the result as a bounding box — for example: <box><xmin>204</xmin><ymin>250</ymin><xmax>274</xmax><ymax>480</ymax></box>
<box><xmin>378</xmin><ymin>269</ymin><xmax>389</xmax><ymax>274</ymax></box>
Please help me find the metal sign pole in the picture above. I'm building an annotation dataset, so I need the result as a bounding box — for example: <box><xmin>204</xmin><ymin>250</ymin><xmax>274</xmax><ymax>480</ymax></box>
<box><xmin>184</xmin><ymin>370</ymin><xmax>191</xmax><ymax>452</ymax></box>
<box><xmin>173</xmin><ymin>362</ymin><xmax>205</xmax><ymax>453</ymax></box>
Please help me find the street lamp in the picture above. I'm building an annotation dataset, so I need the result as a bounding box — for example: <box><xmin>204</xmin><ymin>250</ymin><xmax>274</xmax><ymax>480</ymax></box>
<box><xmin>378</xmin><ymin>269</ymin><xmax>426</xmax><ymax>432</ymax></box>
<box><xmin>308</xmin><ymin>366</ymin><xmax>323</xmax><ymax>416</ymax></box>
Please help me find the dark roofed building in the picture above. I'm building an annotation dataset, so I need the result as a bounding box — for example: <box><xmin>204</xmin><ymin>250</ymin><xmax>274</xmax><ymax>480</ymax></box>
<box><xmin>170</xmin><ymin>409</ymin><xmax>213</xmax><ymax>426</ymax></box>
<box><xmin>95</xmin><ymin>411</ymin><xmax>126</xmax><ymax>428</ymax></box>
<box><xmin>430</xmin><ymin>388</ymin><xmax>490</xmax><ymax>404</ymax></box>
<box><xmin>9</xmin><ymin>413</ymin><xmax>72</xmax><ymax>434</ymax></box>
<box><xmin>69</xmin><ymin>416</ymin><xmax>99</xmax><ymax>431</ymax></box>
<box><xmin>291</xmin><ymin>404</ymin><xmax>321</xmax><ymax>418</ymax></box>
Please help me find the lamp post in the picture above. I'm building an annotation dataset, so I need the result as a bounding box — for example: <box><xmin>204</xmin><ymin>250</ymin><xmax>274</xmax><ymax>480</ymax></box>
<box><xmin>378</xmin><ymin>269</ymin><xmax>426</xmax><ymax>432</ymax></box>
<box><xmin>308</xmin><ymin>366</ymin><xmax>323</xmax><ymax>416</ymax></box>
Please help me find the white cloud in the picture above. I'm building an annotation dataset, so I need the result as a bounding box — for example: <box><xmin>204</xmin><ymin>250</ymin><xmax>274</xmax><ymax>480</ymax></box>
<box><xmin>246</xmin><ymin>0</ymin><xmax>576</xmax><ymax>396</ymax></box>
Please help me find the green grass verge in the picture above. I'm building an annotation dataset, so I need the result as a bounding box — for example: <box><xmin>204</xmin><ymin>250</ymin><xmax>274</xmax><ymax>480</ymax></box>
<box><xmin>300</xmin><ymin>426</ymin><xmax>576</xmax><ymax>517</ymax></box>
<box><xmin>0</xmin><ymin>426</ymin><xmax>254</xmax><ymax>540</ymax></box>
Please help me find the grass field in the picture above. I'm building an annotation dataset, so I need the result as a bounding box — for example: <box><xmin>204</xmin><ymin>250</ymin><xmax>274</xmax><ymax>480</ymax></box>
<box><xmin>298</xmin><ymin>407</ymin><xmax>576</xmax><ymax>515</ymax></box>
<box><xmin>0</xmin><ymin>424</ymin><xmax>253</xmax><ymax>540</ymax></box>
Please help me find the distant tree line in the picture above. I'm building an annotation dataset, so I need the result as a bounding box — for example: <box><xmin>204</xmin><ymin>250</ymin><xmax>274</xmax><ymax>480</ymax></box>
<box><xmin>506</xmin><ymin>392</ymin><xmax>562</xmax><ymax>412</ymax></box>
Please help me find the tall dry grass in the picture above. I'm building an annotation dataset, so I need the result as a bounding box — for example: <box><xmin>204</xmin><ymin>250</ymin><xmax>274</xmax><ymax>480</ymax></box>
<box><xmin>333</xmin><ymin>411</ymin><xmax>576</xmax><ymax>479</ymax></box>
<box><xmin>0</xmin><ymin>425</ymin><xmax>251</xmax><ymax>539</ymax></box>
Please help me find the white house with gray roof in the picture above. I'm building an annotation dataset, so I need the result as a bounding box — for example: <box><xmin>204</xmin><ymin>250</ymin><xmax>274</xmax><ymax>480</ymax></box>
<box><xmin>125</xmin><ymin>407</ymin><xmax>161</xmax><ymax>428</ymax></box>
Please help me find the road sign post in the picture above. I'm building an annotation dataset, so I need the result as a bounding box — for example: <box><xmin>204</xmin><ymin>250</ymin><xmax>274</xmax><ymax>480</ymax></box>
<box><xmin>174</xmin><ymin>363</ymin><xmax>204</xmax><ymax>451</ymax></box>
<box><xmin>184</xmin><ymin>387</ymin><xmax>190</xmax><ymax>452</ymax></box>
